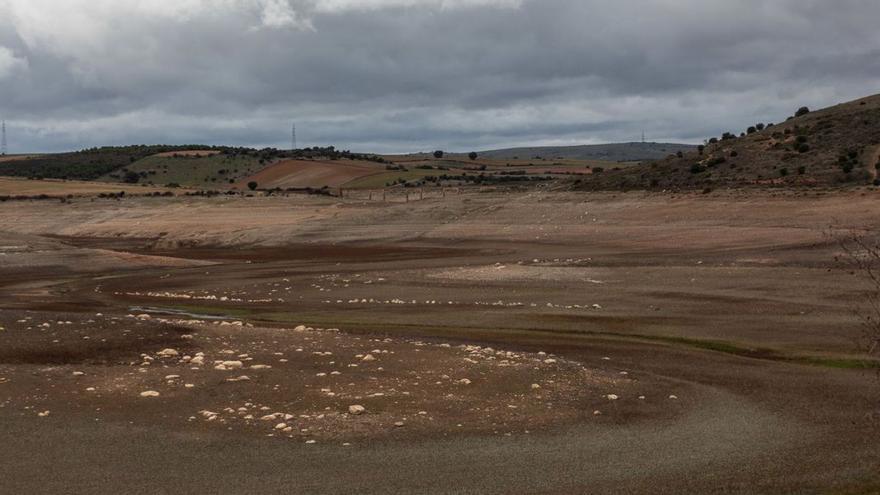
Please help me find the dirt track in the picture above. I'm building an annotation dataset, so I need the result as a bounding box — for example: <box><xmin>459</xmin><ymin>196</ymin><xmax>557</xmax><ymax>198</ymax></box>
<box><xmin>1</xmin><ymin>189</ymin><xmax>879</xmax><ymax>493</ymax></box>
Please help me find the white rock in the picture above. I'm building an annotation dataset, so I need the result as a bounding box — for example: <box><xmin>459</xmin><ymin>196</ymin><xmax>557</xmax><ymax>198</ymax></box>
<box><xmin>606</xmin><ymin>394</ymin><xmax>619</xmax><ymax>401</ymax></box>
<box><xmin>348</xmin><ymin>405</ymin><xmax>366</xmax><ymax>415</ymax></box>
<box><xmin>456</xmin><ymin>378</ymin><xmax>472</xmax><ymax>385</ymax></box>
<box><xmin>157</xmin><ymin>348</ymin><xmax>179</xmax><ymax>358</ymax></box>
<box><xmin>139</xmin><ymin>390</ymin><xmax>160</xmax><ymax>398</ymax></box>
<box><xmin>361</xmin><ymin>354</ymin><xmax>376</xmax><ymax>362</ymax></box>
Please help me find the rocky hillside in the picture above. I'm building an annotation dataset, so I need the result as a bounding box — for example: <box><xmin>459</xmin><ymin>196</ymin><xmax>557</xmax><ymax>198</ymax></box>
<box><xmin>575</xmin><ymin>94</ymin><xmax>880</xmax><ymax>190</ymax></box>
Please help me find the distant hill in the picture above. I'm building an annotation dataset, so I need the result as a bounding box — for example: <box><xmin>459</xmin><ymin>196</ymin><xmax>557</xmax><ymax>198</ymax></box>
<box><xmin>575</xmin><ymin>94</ymin><xmax>880</xmax><ymax>191</ymax></box>
<box><xmin>475</xmin><ymin>142</ymin><xmax>698</xmax><ymax>162</ymax></box>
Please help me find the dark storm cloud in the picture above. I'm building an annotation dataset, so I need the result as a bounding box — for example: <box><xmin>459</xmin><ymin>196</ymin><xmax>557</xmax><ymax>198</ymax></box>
<box><xmin>0</xmin><ymin>0</ymin><xmax>878</xmax><ymax>153</ymax></box>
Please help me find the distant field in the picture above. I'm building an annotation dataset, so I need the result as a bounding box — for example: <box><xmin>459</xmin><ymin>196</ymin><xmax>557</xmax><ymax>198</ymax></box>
<box><xmin>102</xmin><ymin>153</ymin><xmax>267</xmax><ymax>188</ymax></box>
<box><xmin>241</xmin><ymin>159</ymin><xmax>386</xmax><ymax>189</ymax></box>
<box><xmin>0</xmin><ymin>177</ymin><xmax>176</xmax><ymax>197</ymax></box>
<box><xmin>342</xmin><ymin>169</ymin><xmax>451</xmax><ymax>189</ymax></box>
<box><xmin>0</xmin><ymin>155</ymin><xmax>40</xmax><ymax>163</ymax></box>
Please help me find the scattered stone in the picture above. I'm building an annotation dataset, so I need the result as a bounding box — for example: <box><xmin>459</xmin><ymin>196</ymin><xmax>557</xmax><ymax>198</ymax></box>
<box><xmin>157</xmin><ymin>348</ymin><xmax>179</xmax><ymax>358</ymax></box>
<box><xmin>456</xmin><ymin>378</ymin><xmax>472</xmax><ymax>385</ymax></box>
<box><xmin>139</xmin><ymin>390</ymin><xmax>160</xmax><ymax>398</ymax></box>
<box><xmin>348</xmin><ymin>405</ymin><xmax>366</xmax><ymax>415</ymax></box>
<box><xmin>362</xmin><ymin>354</ymin><xmax>376</xmax><ymax>362</ymax></box>
<box><xmin>214</xmin><ymin>360</ymin><xmax>244</xmax><ymax>371</ymax></box>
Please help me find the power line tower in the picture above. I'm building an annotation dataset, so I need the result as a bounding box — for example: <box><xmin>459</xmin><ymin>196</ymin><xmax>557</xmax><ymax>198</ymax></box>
<box><xmin>1</xmin><ymin>121</ymin><xmax>6</xmax><ymax>156</ymax></box>
<box><xmin>291</xmin><ymin>122</ymin><xmax>297</xmax><ymax>151</ymax></box>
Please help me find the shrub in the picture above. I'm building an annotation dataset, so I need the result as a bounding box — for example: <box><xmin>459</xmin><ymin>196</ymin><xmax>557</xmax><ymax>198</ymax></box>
<box><xmin>690</xmin><ymin>164</ymin><xmax>706</xmax><ymax>174</ymax></box>
<box><xmin>795</xmin><ymin>106</ymin><xmax>810</xmax><ymax>117</ymax></box>
<box><xmin>591</xmin><ymin>167</ymin><xmax>604</xmax><ymax>174</ymax></box>
<box><xmin>797</xmin><ymin>144</ymin><xmax>810</xmax><ymax>153</ymax></box>
<box><xmin>433</xmin><ymin>150</ymin><xmax>444</xmax><ymax>159</ymax></box>
<box><xmin>123</xmin><ymin>171</ymin><xmax>141</xmax><ymax>183</ymax></box>
<box><xmin>756</xmin><ymin>123</ymin><xmax>765</xmax><ymax>131</ymax></box>
<box><xmin>797</xmin><ymin>166</ymin><xmax>806</xmax><ymax>175</ymax></box>
<box><xmin>676</xmin><ymin>151</ymin><xmax>684</xmax><ymax>158</ymax></box>
<box><xmin>747</xmin><ymin>126</ymin><xmax>757</xmax><ymax>134</ymax></box>
<box><xmin>730</xmin><ymin>150</ymin><xmax>739</xmax><ymax>158</ymax></box>
<box><xmin>468</xmin><ymin>152</ymin><xmax>478</xmax><ymax>160</ymax></box>
<box><xmin>697</xmin><ymin>145</ymin><xmax>705</xmax><ymax>155</ymax></box>
<box><xmin>247</xmin><ymin>181</ymin><xmax>258</xmax><ymax>191</ymax></box>
<box><xmin>779</xmin><ymin>168</ymin><xmax>789</xmax><ymax>177</ymax></box>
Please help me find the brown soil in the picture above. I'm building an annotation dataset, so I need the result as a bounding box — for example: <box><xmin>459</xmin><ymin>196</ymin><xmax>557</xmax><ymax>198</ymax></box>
<box><xmin>240</xmin><ymin>159</ymin><xmax>385</xmax><ymax>189</ymax></box>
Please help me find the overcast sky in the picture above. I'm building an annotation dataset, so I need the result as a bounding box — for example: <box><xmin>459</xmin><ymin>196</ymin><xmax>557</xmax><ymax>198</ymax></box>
<box><xmin>0</xmin><ymin>0</ymin><xmax>878</xmax><ymax>153</ymax></box>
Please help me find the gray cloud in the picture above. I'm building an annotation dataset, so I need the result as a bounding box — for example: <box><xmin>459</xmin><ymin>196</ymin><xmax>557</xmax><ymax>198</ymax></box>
<box><xmin>0</xmin><ymin>0</ymin><xmax>878</xmax><ymax>153</ymax></box>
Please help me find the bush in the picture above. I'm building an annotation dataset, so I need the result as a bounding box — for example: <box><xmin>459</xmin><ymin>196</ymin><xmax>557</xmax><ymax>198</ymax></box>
<box><xmin>247</xmin><ymin>181</ymin><xmax>258</xmax><ymax>191</ymax></box>
<box><xmin>123</xmin><ymin>171</ymin><xmax>141</xmax><ymax>183</ymax></box>
<box><xmin>433</xmin><ymin>150</ymin><xmax>444</xmax><ymax>159</ymax></box>
<box><xmin>730</xmin><ymin>150</ymin><xmax>739</xmax><ymax>158</ymax></box>
<box><xmin>797</xmin><ymin>166</ymin><xmax>806</xmax><ymax>175</ymax></box>
<box><xmin>779</xmin><ymin>168</ymin><xmax>789</xmax><ymax>177</ymax></box>
<box><xmin>795</xmin><ymin>106</ymin><xmax>810</xmax><ymax>117</ymax></box>
<box><xmin>697</xmin><ymin>145</ymin><xmax>705</xmax><ymax>155</ymax></box>
<box><xmin>591</xmin><ymin>167</ymin><xmax>604</xmax><ymax>174</ymax></box>
<box><xmin>468</xmin><ymin>152</ymin><xmax>478</xmax><ymax>161</ymax></box>
<box><xmin>747</xmin><ymin>126</ymin><xmax>757</xmax><ymax>134</ymax></box>
<box><xmin>690</xmin><ymin>164</ymin><xmax>706</xmax><ymax>174</ymax></box>
<box><xmin>797</xmin><ymin>144</ymin><xmax>810</xmax><ymax>153</ymax></box>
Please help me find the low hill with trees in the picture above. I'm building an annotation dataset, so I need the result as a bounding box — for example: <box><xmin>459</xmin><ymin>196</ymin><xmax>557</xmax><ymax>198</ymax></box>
<box><xmin>575</xmin><ymin>94</ymin><xmax>880</xmax><ymax>191</ymax></box>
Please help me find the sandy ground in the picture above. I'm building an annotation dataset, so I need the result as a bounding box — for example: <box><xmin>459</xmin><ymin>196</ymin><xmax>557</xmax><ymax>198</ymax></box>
<box><xmin>0</xmin><ymin>188</ymin><xmax>879</xmax><ymax>493</ymax></box>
